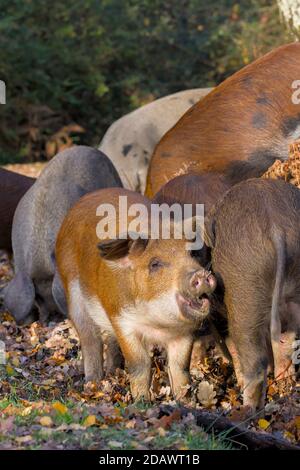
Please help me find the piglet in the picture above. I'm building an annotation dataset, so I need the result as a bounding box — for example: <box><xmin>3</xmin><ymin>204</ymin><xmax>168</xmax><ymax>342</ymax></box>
<box><xmin>205</xmin><ymin>178</ymin><xmax>300</xmax><ymax>411</ymax></box>
<box><xmin>55</xmin><ymin>187</ymin><xmax>216</xmax><ymax>400</ymax></box>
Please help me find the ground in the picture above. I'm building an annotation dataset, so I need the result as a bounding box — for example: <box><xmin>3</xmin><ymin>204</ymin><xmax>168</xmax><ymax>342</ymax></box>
<box><xmin>0</xmin><ymin>163</ymin><xmax>299</xmax><ymax>450</ymax></box>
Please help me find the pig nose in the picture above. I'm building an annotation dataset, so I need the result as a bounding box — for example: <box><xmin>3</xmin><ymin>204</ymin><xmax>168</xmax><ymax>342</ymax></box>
<box><xmin>189</xmin><ymin>269</ymin><xmax>216</xmax><ymax>296</ymax></box>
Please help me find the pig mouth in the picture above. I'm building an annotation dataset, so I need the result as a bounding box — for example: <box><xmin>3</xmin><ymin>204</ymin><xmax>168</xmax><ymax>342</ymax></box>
<box><xmin>176</xmin><ymin>292</ymin><xmax>210</xmax><ymax>322</ymax></box>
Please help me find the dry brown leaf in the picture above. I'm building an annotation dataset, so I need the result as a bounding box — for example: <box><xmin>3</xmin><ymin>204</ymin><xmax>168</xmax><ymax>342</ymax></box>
<box><xmin>197</xmin><ymin>381</ymin><xmax>217</xmax><ymax>408</ymax></box>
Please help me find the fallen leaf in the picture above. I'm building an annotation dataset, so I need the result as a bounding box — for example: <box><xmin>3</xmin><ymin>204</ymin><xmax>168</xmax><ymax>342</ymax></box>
<box><xmin>20</xmin><ymin>406</ymin><xmax>33</xmax><ymax>417</ymax></box>
<box><xmin>108</xmin><ymin>440</ymin><xmax>123</xmax><ymax>448</ymax></box>
<box><xmin>6</xmin><ymin>365</ymin><xmax>15</xmax><ymax>376</ymax></box>
<box><xmin>265</xmin><ymin>402</ymin><xmax>280</xmax><ymax>414</ymax></box>
<box><xmin>0</xmin><ymin>416</ymin><xmax>14</xmax><ymax>434</ymax></box>
<box><xmin>156</xmin><ymin>409</ymin><xmax>181</xmax><ymax>429</ymax></box>
<box><xmin>40</xmin><ymin>416</ymin><xmax>53</xmax><ymax>427</ymax></box>
<box><xmin>258</xmin><ymin>418</ymin><xmax>270</xmax><ymax>430</ymax></box>
<box><xmin>83</xmin><ymin>415</ymin><xmax>97</xmax><ymax>427</ymax></box>
<box><xmin>197</xmin><ymin>381</ymin><xmax>217</xmax><ymax>407</ymax></box>
<box><xmin>15</xmin><ymin>435</ymin><xmax>32</xmax><ymax>444</ymax></box>
<box><xmin>52</xmin><ymin>402</ymin><xmax>68</xmax><ymax>414</ymax></box>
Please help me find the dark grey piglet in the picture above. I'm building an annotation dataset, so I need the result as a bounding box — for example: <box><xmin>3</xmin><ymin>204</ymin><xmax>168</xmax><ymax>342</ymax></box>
<box><xmin>4</xmin><ymin>145</ymin><xmax>122</xmax><ymax>324</ymax></box>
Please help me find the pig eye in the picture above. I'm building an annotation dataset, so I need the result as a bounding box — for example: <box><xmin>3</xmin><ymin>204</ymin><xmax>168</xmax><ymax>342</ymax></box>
<box><xmin>149</xmin><ymin>258</ymin><xmax>164</xmax><ymax>273</ymax></box>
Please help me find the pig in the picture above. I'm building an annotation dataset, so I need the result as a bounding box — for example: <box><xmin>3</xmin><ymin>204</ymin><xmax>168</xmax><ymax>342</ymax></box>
<box><xmin>55</xmin><ymin>187</ymin><xmax>216</xmax><ymax>400</ymax></box>
<box><xmin>146</xmin><ymin>42</ymin><xmax>300</xmax><ymax>197</ymax></box>
<box><xmin>0</xmin><ymin>168</ymin><xmax>35</xmax><ymax>252</ymax></box>
<box><xmin>99</xmin><ymin>88</ymin><xmax>212</xmax><ymax>193</ymax></box>
<box><xmin>153</xmin><ymin>173</ymin><xmax>232</xmax><ymax>365</ymax></box>
<box><xmin>205</xmin><ymin>178</ymin><xmax>300</xmax><ymax>411</ymax></box>
<box><xmin>4</xmin><ymin>146</ymin><xmax>123</xmax><ymax>325</ymax></box>
<box><xmin>153</xmin><ymin>172</ymin><xmax>231</xmax><ymax>216</ymax></box>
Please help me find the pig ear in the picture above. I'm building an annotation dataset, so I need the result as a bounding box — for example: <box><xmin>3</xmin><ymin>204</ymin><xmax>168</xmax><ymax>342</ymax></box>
<box><xmin>4</xmin><ymin>272</ymin><xmax>35</xmax><ymax>324</ymax></box>
<box><xmin>129</xmin><ymin>238</ymin><xmax>148</xmax><ymax>256</ymax></box>
<box><xmin>98</xmin><ymin>238</ymin><xmax>133</xmax><ymax>261</ymax></box>
<box><xmin>98</xmin><ymin>235</ymin><xmax>148</xmax><ymax>262</ymax></box>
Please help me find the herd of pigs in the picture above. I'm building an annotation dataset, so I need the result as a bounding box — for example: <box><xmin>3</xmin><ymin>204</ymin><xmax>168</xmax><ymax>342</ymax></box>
<box><xmin>1</xmin><ymin>42</ymin><xmax>300</xmax><ymax>414</ymax></box>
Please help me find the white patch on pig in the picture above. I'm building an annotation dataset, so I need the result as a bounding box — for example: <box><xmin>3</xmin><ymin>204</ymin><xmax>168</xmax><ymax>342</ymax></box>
<box><xmin>117</xmin><ymin>289</ymin><xmax>193</xmax><ymax>348</ymax></box>
<box><xmin>69</xmin><ymin>279</ymin><xmax>85</xmax><ymax>322</ymax></box>
<box><xmin>69</xmin><ymin>279</ymin><xmax>114</xmax><ymax>335</ymax></box>
<box><xmin>69</xmin><ymin>281</ymin><xmax>195</xmax><ymax>352</ymax></box>
<box><xmin>86</xmin><ymin>296</ymin><xmax>114</xmax><ymax>335</ymax></box>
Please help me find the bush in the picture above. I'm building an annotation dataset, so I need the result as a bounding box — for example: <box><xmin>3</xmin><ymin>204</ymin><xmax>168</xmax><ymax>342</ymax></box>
<box><xmin>0</xmin><ymin>0</ymin><xmax>292</xmax><ymax>163</ymax></box>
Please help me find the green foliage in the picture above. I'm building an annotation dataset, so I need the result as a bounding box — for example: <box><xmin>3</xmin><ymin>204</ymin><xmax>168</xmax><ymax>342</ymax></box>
<box><xmin>0</xmin><ymin>0</ymin><xmax>292</xmax><ymax>162</ymax></box>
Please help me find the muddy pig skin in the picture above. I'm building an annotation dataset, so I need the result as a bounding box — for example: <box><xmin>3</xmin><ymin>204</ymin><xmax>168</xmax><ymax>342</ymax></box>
<box><xmin>146</xmin><ymin>43</ymin><xmax>300</xmax><ymax>197</ymax></box>
<box><xmin>0</xmin><ymin>168</ymin><xmax>35</xmax><ymax>252</ymax></box>
<box><xmin>55</xmin><ymin>187</ymin><xmax>216</xmax><ymax>401</ymax></box>
<box><xmin>4</xmin><ymin>146</ymin><xmax>123</xmax><ymax>325</ymax></box>
<box><xmin>205</xmin><ymin>178</ymin><xmax>300</xmax><ymax>411</ymax></box>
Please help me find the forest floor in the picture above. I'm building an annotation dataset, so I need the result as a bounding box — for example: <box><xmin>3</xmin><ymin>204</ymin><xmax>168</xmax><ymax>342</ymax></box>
<box><xmin>0</xmin><ymin>163</ymin><xmax>299</xmax><ymax>450</ymax></box>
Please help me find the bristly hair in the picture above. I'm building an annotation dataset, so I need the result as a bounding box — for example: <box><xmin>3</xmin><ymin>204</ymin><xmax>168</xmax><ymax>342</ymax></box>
<box><xmin>98</xmin><ymin>239</ymin><xmax>132</xmax><ymax>260</ymax></box>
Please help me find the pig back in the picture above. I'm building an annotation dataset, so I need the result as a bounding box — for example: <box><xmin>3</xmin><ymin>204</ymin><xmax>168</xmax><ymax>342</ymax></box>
<box><xmin>11</xmin><ymin>146</ymin><xmax>123</xmax><ymax>279</ymax></box>
<box><xmin>0</xmin><ymin>168</ymin><xmax>35</xmax><ymax>251</ymax></box>
<box><xmin>205</xmin><ymin>178</ymin><xmax>300</xmax><ymax>282</ymax></box>
<box><xmin>153</xmin><ymin>172</ymin><xmax>231</xmax><ymax>216</ymax></box>
<box><xmin>146</xmin><ymin>43</ymin><xmax>300</xmax><ymax>197</ymax></box>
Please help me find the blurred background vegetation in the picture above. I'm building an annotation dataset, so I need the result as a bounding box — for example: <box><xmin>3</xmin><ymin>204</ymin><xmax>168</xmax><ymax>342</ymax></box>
<box><xmin>0</xmin><ymin>0</ymin><xmax>293</xmax><ymax>164</ymax></box>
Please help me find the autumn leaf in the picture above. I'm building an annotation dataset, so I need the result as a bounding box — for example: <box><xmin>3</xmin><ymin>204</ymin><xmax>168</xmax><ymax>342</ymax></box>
<box><xmin>258</xmin><ymin>418</ymin><xmax>270</xmax><ymax>430</ymax></box>
<box><xmin>15</xmin><ymin>435</ymin><xmax>32</xmax><ymax>444</ymax></box>
<box><xmin>83</xmin><ymin>415</ymin><xmax>97</xmax><ymax>427</ymax></box>
<box><xmin>6</xmin><ymin>365</ymin><xmax>15</xmax><ymax>376</ymax></box>
<box><xmin>20</xmin><ymin>406</ymin><xmax>33</xmax><ymax>417</ymax></box>
<box><xmin>52</xmin><ymin>402</ymin><xmax>68</xmax><ymax>414</ymax></box>
<box><xmin>197</xmin><ymin>381</ymin><xmax>217</xmax><ymax>408</ymax></box>
<box><xmin>156</xmin><ymin>409</ymin><xmax>181</xmax><ymax>429</ymax></box>
<box><xmin>40</xmin><ymin>416</ymin><xmax>53</xmax><ymax>427</ymax></box>
<box><xmin>0</xmin><ymin>416</ymin><xmax>14</xmax><ymax>434</ymax></box>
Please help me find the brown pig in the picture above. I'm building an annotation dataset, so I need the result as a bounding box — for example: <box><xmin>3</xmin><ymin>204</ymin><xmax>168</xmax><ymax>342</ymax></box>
<box><xmin>146</xmin><ymin>43</ymin><xmax>300</xmax><ymax>197</ymax></box>
<box><xmin>0</xmin><ymin>168</ymin><xmax>35</xmax><ymax>252</ymax></box>
<box><xmin>205</xmin><ymin>178</ymin><xmax>300</xmax><ymax>411</ymax></box>
<box><xmin>153</xmin><ymin>173</ymin><xmax>232</xmax><ymax>365</ymax></box>
<box><xmin>55</xmin><ymin>187</ymin><xmax>216</xmax><ymax>401</ymax></box>
<box><xmin>153</xmin><ymin>173</ymin><xmax>231</xmax><ymax>216</ymax></box>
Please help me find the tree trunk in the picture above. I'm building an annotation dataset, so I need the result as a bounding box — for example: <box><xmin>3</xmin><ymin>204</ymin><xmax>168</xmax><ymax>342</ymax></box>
<box><xmin>277</xmin><ymin>0</ymin><xmax>300</xmax><ymax>30</ymax></box>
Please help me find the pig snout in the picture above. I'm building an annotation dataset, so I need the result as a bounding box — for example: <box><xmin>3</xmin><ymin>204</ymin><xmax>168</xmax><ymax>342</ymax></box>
<box><xmin>189</xmin><ymin>269</ymin><xmax>216</xmax><ymax>297</ymax></box>
<box><xmin>177</xmin><ymin>269</ymin><xmax>217</xmax><ymax>323</ymax></box>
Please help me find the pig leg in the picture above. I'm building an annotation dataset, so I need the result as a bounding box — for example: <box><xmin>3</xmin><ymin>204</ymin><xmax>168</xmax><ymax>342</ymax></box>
<box><xmin>190</xmin><ymin>337</ymin><xmax>212</xmax><ymax>368</ymax></box>
<box><xmin>113</xmin><ymin>325</ymin><xmax>151</xmax><ymax>401</ymax></box>
<box><xmin>105</xmin><ymin>335</ymin><xmax>124</xmax><ymax>375</ymax></box>
<box><xmin>226</xmin><ymin>293</ymin><xmax>269</xmax><ymax>411</ymax></box>
<box><xmin>68</xmin><ymin>287</ymin><xmax>104</xmax><ymax>382</ymax></box>
<box><xmin>167</xmin><ymin>335</ymin><xmax>193</xmax><ymax>400</ymax></box>
<box><xmin>4</xmin><ymin>271</ymin><xmax>35</xmax><ymax>324</ymax></box>
<box><xmin>52</xmin><ymin>270</ymin><xmax>68</xmax><ymax>317</ymax></box>
<box><xmin>225</xmin><ymin>336</ymin><xmax>244</xmax><ymax>388</ymax></box>
<box><xmin>274</xmin><ymin>331</ymin><xmax>296</xmax><ymax>381</ymax></box>
<box><xmin>73</xmin><ymin>312</ymin><xmax>104</xmax><ymax>382</ymax></box>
